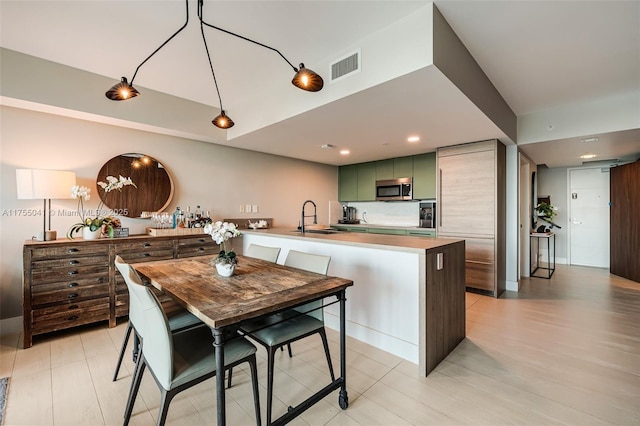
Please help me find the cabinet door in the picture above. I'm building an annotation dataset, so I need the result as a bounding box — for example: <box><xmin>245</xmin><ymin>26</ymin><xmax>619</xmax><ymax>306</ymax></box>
<box><xmin>438</xmin><ymin>149</ymin><xmax>495</xmax><ymax>236</ymax></box>
<box><xmin>393</xmin><ymin>156</ymin><xmax>413</xmax><ymax>178</ymax></box>
<box><xmin>413</xmin><ymin>152</ymin><xmax>436</xmax><ymax>199</ymax></box>
<box><xmin>375</xmin><ymin>159</ymin><xmax>393</xmax><ymax>180</ymax></box>
<box><xmin>357</xmin><ymin>162</ymin><xmax>376</xmax><ymax>201</ymax></box>
<box><xmin>338</xmin><ymin>164</ymin><xmax>358</xmax><ymax>201</ymax></box>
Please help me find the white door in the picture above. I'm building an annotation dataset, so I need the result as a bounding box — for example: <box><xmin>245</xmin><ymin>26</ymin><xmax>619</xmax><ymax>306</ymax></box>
<box><xmin>569</xmin><ymin>168</ymin><xmax>610</xmax><ymax>267</ymax></box>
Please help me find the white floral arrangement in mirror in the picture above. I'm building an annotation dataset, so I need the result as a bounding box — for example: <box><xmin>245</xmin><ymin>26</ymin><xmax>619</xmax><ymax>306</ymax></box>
<box><xmin>248</xmin><ymin>219</ymin><xmax>268</xmax><ymax>229</ymax></box>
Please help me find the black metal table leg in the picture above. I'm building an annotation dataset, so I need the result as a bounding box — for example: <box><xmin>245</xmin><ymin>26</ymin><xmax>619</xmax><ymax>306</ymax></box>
<box><xmin>212</xmin><ymin>327</ymin><xmax>226</xmax><ymax>426</ymax></box>
<box><xmin>338</xmin><ymin>289</ymin><xmax>349</xmax><ymax>409</ymax></box>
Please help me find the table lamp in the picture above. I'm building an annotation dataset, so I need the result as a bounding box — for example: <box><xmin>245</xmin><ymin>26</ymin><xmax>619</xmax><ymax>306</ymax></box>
<box><xmin>16</xmin><ymin>169</ymin><xmax>77</xmax><ymax>241</ymax></box>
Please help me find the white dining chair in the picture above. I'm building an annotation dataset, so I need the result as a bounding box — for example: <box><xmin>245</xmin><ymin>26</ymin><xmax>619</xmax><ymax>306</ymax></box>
<box><xmin>239</xmin><ymin>249</ymin><xmax>333</xmax><ymax>424</ymax></box>
<box><xmin>122</xmin><ymin>266</ymin><xmax>261</xmax><ymax>426</ymax></box>
<box><xmin>245</xmin><ymin>243</ymin><xmax>281</xmax><ymax>263</ymax></box>
<box><xmin>112</xmin><ymin>256</ymin><xmax>203</xmax><ymax>381</ymax></box>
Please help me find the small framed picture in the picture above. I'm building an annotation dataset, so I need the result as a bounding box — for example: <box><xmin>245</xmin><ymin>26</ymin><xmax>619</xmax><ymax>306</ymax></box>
<box><xmin>114</xmin><ymin>228</ymin><xmax>129</xmax><ymax>238</ymax></box>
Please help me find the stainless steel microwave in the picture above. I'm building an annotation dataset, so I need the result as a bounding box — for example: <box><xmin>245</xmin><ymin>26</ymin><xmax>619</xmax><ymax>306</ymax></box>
<box><xmin>375</xmin><ymin>177</ymin><xmax>412</xmax><ymax>201</ymax></box>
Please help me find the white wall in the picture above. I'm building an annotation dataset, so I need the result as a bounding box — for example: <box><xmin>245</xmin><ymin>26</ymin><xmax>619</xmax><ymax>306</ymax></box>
<box><xmin>537</xmin><ymin>167</ymin><xmax>569</xmax><ymax>263</ymax></box>
<box><xmin>0</xmin><ymin>105</ymin><xmax>338</xmax><ymax>319</ymax></box>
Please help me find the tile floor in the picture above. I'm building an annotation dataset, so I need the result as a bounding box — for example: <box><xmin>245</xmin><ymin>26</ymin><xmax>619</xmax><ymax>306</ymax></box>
<box><xmin>1</xmin><ymin>264</ymin><xmax>639</xmax><ymax>425</ymax></box>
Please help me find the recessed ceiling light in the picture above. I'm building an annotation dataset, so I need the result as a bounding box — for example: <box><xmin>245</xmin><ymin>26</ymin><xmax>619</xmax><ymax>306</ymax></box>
<box><xmin>407</xmin><ymin>135</ymin><xmax>420</xmax><ymax>143</ymax></box>
<box><xmin>580</xmin><ymin>154</ymin><xmax>598</xmax><ymax>159</ymax></box>
<box><xmin>320</xmin><ymin>144</ymin><xmax>335</xmax><ymax>149</ymax></box>
<box><xmin>340</xmin><ymin>149</ymin><xmax>350</xmax><ymax>155</ymax></box>
<box><xmin>581</xmin><ymin>137</ymin><xmax>599</xmax><ymax>143</ymax></box>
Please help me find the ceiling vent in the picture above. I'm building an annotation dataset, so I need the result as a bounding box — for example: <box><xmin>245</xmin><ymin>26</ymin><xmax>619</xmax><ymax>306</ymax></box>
<box><xmin>330</xmin><ymin>50</ymin><xmax>361</xmax><ymax>83</ymax></box>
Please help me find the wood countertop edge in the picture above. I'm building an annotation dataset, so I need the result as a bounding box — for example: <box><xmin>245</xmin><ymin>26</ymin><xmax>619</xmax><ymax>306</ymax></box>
<box><xmin>242</xmin><ymin>228</ymin><xmax>464</xmax><ymax>253</ymax></box>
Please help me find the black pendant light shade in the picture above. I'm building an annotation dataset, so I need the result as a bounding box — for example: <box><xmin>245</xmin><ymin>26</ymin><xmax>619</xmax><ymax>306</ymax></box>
<box><xmin>212</xmin><ymin>111</ymin><xmax>234</xmax><ymax>129</ymax></box>
<box><xmin>105</xmin><ymin>77</ymin><xmax>140</xmax><ymax>101</ymax></box>
<box><xmin>292</xmin><ymin>63</ymin><xmax>324</xmax><ymax>92</ymax></box>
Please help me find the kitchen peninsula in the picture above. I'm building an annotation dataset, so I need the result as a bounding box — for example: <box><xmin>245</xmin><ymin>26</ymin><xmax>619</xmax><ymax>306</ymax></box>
<box><xmin>241</xmin><ymin>228</ymin><xmax>466</xmax><ymax>376</ymax></box>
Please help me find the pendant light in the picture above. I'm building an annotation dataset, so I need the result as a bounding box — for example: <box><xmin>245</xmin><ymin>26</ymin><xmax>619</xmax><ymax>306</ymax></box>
<box><xmin>105</xmin><ymin>0</ymin><xmax>324</xmax><ymax>128</ymax></box>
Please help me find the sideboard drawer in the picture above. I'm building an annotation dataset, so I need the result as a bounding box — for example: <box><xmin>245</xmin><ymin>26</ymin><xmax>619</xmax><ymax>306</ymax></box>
<box><xmin>116</xmin><ymin>240</ymin><xmax>174</xmax><ymax>253</ymax></box>
<box><xmin>116</xmin><ymin>249</ymin><xmax>175</xmax><ymax>263</ymax></box>
<box><xmin>177</xmin><ymin>236</ymin><xmax>215</xmax><ymax>247</ymax></box>
<box><xmin>32</xmin><ymin>298</ymin><xmax>110</xmax><ymax>334</ymax></box>
<box><xmin>31</xmin><ymin>254</ymin><xmax>109</xmax><ymax>271</ymax></box>
<box><xmin>177</xmin><ymin>245</ymin><xmax>219</xmax><ymax>258</ymax></box>
<box><xmin>31</xmin><ymin>244</ymin><xmax>109</xmax><ymax>260</ymax></box>
<box><xmin>31</xmin><ymin>265</ymin><xmax>109</xmax><ymax>285</ymax></box>
<box><xmin>32</xmin><ymin>280</ymin><xmax>109</xmax><ymax>307</ymax></box>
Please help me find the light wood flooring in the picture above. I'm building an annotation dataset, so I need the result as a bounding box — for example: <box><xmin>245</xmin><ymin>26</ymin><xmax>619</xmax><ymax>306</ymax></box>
<box><xmin>1</xmin><ymin>264</ymin><xmax>639</xmax><ymax>425</ymax></box>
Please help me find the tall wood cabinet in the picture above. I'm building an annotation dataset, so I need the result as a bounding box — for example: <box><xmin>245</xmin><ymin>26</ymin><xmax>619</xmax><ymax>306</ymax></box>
<box><xmin>437</xmin><ymin>139</ymin><xmax>505</xmax><ymax>297</ymax></box>
<box><xmin>22</xmin><ymin>234</ymin><xmax>219</xmax><ymax>348</ymax></box>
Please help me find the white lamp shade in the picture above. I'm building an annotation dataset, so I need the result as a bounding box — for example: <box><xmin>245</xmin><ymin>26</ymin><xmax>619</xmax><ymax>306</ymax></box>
<box><xmin>16</xmin><ymin>169</ymin><xmax>77</xmax><ymax>200</ymax></box>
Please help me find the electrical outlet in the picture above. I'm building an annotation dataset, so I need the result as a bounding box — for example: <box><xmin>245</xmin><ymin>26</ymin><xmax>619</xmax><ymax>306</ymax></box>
<box><xmin>240</xmin><ymin>205</ymin><xmax>245</xmax><ymax>213</ymax></box>
<box><xmin>252</xmin><ymin>204</ymin><xmax>258</xmax><ymax>213</ymax></box>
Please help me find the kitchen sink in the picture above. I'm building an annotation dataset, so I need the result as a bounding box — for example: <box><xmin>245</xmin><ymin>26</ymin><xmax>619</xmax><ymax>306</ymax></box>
<box><xmin>290</xmin><ymin>228</ymin><xmax>341</xmax><ymax>234</ymax></box>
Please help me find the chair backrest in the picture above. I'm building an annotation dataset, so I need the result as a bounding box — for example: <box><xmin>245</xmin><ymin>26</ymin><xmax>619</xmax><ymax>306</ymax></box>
<box><xmin>115</xmin><ymin>255</ymin><xmax>174</xmax><ymax>389</ymax></box>
<box><xmin>246</xmin><ymin>244</ymin><xmax>281</xmax><ymax>263</ymax></box>
<box><xmin>114</xmin><ymin>255</ymin><xmax>161</xmax><ymax>338</ymax></box>
<box><xmin>140</xmin><ymin>287</ymin><xmax>174</xmax><ymax>391</ymax></box>
<box><xmin>284</xmin><ymin>250</ymin><xmax>331</xmax><ymax>319</ymax></box>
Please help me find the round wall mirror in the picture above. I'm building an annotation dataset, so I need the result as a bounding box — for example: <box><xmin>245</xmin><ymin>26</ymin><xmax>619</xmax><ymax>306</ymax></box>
<box><xmin>97</xmin><ymin>153</ymin><xmax>173</xmax><ymax>218</ymax></box>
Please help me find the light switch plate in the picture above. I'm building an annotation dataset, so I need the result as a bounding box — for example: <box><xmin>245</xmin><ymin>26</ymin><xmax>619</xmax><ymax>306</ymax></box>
<box><xmin>252</xmin><ymin>204</ymin><xmax>258</xmax><ymax>213</ymax></box>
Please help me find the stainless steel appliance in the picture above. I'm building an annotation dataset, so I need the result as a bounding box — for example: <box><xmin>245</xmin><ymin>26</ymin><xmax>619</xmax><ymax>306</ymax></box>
<box><xmin>339</xmin><ymin>206</ymin><xmax>358</xmax><ymax>224</ymax></box>
<box><xmin>419</xmin><ymin>201</ymin><xmax>436</xmax><ymax>228</ymax></box>
<box><xmin>375</xmin><ymin>177</ymin><xmax>412</xmax><ymax>201</ymax></box>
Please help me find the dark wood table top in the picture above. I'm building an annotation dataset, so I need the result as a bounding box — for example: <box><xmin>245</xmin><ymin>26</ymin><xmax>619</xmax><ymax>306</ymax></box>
<box><xmin>132</xmin><ymin>255</ymin><xmax>353</xmax><ymax>329</ymax></box>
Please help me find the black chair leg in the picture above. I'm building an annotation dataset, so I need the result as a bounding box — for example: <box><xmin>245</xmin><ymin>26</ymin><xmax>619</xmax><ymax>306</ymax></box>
<box><xmin>157</xmin><ymin>389</ymin><xmax>177</xmax><ymax>426</ymax></box>
<box><xmin>266</xmin><ymin>347</ymin><xmax>277</xmax><ymax>425</ymax></box>
<box><xmin>124</xmin><ymin>358</ymin><xmax>146</xmax><ymax>426</ymax></box>
<box><xmin>248</xmin><ymin>355</ymin><xmax>262</xmax><ymax>426</ymax></box>
<box><xmin>113</xmin><ymin>322</ymin><xmax>133</xmax><ymax>381</ymax></box>
<box><xmin>319</xmin><ymin>329</ymin><xmax>335</xmax><ymax>381</ymax></box>
<box><xmin>287</xmin><ymin>343</ymin><xmax>293</xmax><ymax>358</ymax></box>
<box><xmin>227</xmin><ymin>367</ymin><xmax>233</xmax><ymax>388</ymax></box>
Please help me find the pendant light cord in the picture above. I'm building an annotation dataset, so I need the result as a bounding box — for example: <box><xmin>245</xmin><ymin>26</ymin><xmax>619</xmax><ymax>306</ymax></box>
<box><xmin>198</xmin><ymin>3</ymin><xmax>224</xmax><ymax>112</ymax></box>
<box><xmin>197</xmin><ymin>0</ymin><xmax>299</xmax><ymax>72</ymax></box>
<box><xmin>130</xmin><ymin>0</ymin><xmax>190</xmax><ymax>85</ymax></box>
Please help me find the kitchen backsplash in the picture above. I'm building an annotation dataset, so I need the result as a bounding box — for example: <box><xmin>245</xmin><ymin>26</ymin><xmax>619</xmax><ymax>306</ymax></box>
<box><xmin>345</xmin><ymin>201</ymin><xmax>422</xmax><ymax>227</ymax></box>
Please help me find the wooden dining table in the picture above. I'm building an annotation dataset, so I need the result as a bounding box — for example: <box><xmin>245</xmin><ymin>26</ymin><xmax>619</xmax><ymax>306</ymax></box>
<box><xmin>132</xmin><ymin>254</ymin><xmax>354</xmax><ymax>426</ymax></box>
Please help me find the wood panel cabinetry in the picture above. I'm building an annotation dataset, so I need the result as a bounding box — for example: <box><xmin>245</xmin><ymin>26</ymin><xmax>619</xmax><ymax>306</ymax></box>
<box><xmin>23</xmin><ymin>234</ymin><xmax>217</xmax><ymax>348</ymax></box>
<box><xmin>437</xmin><ymin>139</ymin><xmax>505</xmax><ymax>297</ymax></box>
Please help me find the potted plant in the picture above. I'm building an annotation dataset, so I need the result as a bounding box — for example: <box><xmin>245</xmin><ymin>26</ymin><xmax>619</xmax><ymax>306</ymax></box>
<box><xmin>67</xmin><ymin>175</ymin><xmax>136</xmax><ymax>239</ymax></box>
<box><xmin>205</xmin><ymin>221</ymin><xmax>241</xmax><ymax>276</ymax></box>
<box><xmin>535</xmin><ymin>201</ymin><xmax>559</xmax><ymax>232</ymax></box>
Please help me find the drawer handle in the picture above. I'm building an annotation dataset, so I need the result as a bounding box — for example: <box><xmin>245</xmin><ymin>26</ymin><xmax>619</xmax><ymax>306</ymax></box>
<box><xmin>198</xmin><ymin>247</ymin><xmax>205</xmax><ymax>251</ymax></box>
<box><xmin>68</xmin><ymin>305</ymin><xmax>78</xmax><ymax>310</ymax></box>
<box><xmin>68</xmin><ymin>293</ymin><xmax>79</xmax><ymax>299</ymax></box>
<box><xmin>142</xmin><ymin>243</ymin><xmax>151</xmax><ymax>248</ymax></box>
<box><xmin>68</xmin><ymin>270</ymin><xmax>78</xmax><ymax>275</ymax></box>
<box><xmin>198</xmin><ymin>239</ymin><xmax>206</xmax><ymax>243</ymax></box>
<box><xmin>142</xmin><ymin>253</ymin><xmax>150</xmax><ymax>257</ymax></box>
<box><xmin>68</xmin><ymin>282</ymin><xmax>78</xmax><ymax>288</ymax></box>
<box><xmin>67</xmin><ymin>248</ymin><xmax>79</xmax><ymax>253</ymax></box>
<box><xmin>67</xmin><ymin>315</ymin><xmax>79</xmax><ymax>321</ymax></box>
<box><xmin>68</xmin><ymin>260</ymin><xmax>79</xmax><ymax>265</ymax></box>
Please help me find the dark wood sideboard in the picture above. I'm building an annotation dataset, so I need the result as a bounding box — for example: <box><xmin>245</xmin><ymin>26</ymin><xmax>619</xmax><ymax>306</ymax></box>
<box><xmin>22</xmin><ymin>233</ymin><xmax>224</xmax><ymax>348</ymax></box>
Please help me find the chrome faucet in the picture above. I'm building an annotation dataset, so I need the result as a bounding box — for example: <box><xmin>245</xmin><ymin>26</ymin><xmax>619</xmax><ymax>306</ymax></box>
<box><xmin>300</xmin><ymin>200</ymin><xmax>317</xmax><ymax>233</ymax></box>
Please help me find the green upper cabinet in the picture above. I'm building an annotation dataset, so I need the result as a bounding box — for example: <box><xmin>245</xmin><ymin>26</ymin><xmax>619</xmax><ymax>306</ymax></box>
<box><xmin>357</xmin><ymin>162</ymin><xmax>376</xmax><ymax>201</ymax></box>
<box><xmin>413</xmin><ymin>152</ymin><xmax>436</xmax><ymax>199</ymax></box>
<box><xmin>393</xmin><ymin>156</ymin><xmax>413</xmax><ymax>178</ymax></box>
<box><xmin>376</xmin><ymin>157</ymin><xmax>413</xmax><ymax>180</ymax></box>
<box><xmin>339</xmin><ymin>152</ymin><xmax>436</xmax><ymax>201</ymax></box>
<box><xmin>375</xmin><ymin>159</ymin><xmax>393</xmax><ymax>180</ymax></box>
<box><xmin>338</xmin><ymin>164</ymin><xmax>358</xmax><ymax>201</ymax></box>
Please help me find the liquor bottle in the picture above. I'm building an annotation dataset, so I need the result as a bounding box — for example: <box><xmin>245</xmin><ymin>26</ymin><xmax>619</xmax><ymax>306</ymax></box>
<box><xmin>173</xmin><ymin>207</ymin><xmax>182</xmax><ymax>228</ymax></box>
<box><xmin>186</xmin><ymin>206</ymin><xmax>193</xmax><ymax>228</ymax></box>
<box><xmin>195</xmin><ymin>205</ymin><xmax>202</xmax><ymax>219</ymax></box>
